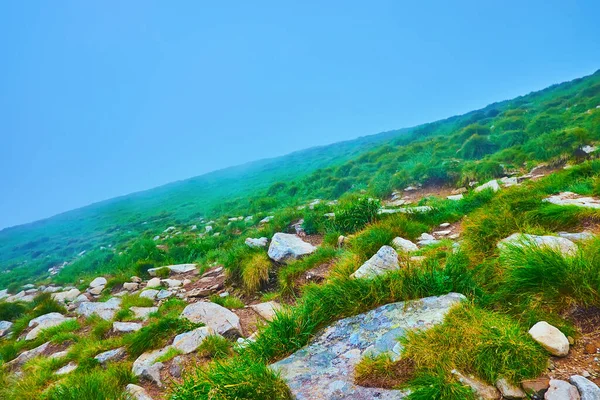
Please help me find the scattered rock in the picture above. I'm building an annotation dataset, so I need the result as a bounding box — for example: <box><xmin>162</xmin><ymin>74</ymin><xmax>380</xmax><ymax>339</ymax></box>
<box><xmin>528</xmin><ymin>321</ymin><xmax>570</xmax><ymax>357</ymax></box>
<box><xmin>249</xmin><ymin>301</ymin><xmax>282</xmax><ymax>321</ymax></box>
<box><xmin>391</xmin><ymin>237</ymin><xmax>419</xmax><ymax>253</ymax></box>
<box><xmin>140</xmin><ymin>289</ymin><xmax>159</xmax><ymax>300</ymax></box>
<box><xmin>156</xmin><ymin>289</ymin><xmax>173</xmax><ymax>300</ymax></box>
<box><xmin>113</xmin><ymin>322</ymin><xmax>142</xmax><ymax>333</ymax></box>
<box><xmin>271</xmin><ymin>293</ymin><xmax>465</xmax><ymax>400</ymax></box>
<box><xmin>496</xmin><ymin>378</ymin><xmax>527</xmax><ymax>399</ymax></box>
<box><xmin>89</xmin><ymin>277</ymin><xmax>107</xmax><ymax>288</ymax></box>
<box><xmin>245</xmin><ymin>237</ymin><xmax>268</xmax><ymax>248</ymax></box>
<box><xmin>147</xmin><ymin>277</ymin><xmax>161</xmax><ymax>287</ymax></box>
<box><xmin>267</xmin><ymin>233</ymin><xmax>317</xmax><ymax>263</ymax></box>
<box><xmin>123</xmin><ymin>282</ymin><xmax>139</xmax><ymax>291</ymax></box>
<box><xmin>132</xmin><ymin>347</ymin><xmax>171</xmax><ymax>386</ymax></box>
<box><xmin>26</xmin><ymin>312</ymin><xmax>74</xmax><ymax>341</ymax></box>
<box><xmin>350</xmin><ymin>245</ymin><xmax>399</xmax><ymax>279</ymax></box>
<box><xmin>447</xmin><ymin>194</ymin><xmax>464</xmax><ymax>201</ymax></box>
<box><xmin>130</xmin><ymin>306</ymin><xmax>158</xmax><ymax>320</ymax></box>
<box><xmin>569</xmin><ymin>375</ymin><xmax>600</xmax><ymax>400</ymax></box>
<box><xmin>0</xmin><ymin>320</ymin><xmax>13</xmax><ymax>337</ymax></box>
<box><xmin>162</xmin><ymin>279</ymin><xmax>182</xmax><ymax>288</ymax></box>
<box><xmin>6</xmin><ymin>341</ymin><xmax>50</xmax><ymax>368</ymax></box>
<box><xmin>558</xmin><ymin>232</ymin><xmax>595</xmax><ymax>242</ymax></box>
<box><xmin>180</xmin><ymin>302</ymin><xmax>242</xmax><ymax>338</ymax></box>
<box><xmin>452</xmin><ymin>370</ymin><xmax>500</xmax><ymax>399</ymax></box>
<box><xmin>95</xmin><ymin>347</ymin><xmax>126</xmax><ymax>364</ymax></box>
<box><xmin>76</xmin><ymin>297</ymin><xmax>122</xmax><ymax>321</ymax></box>
<box><xmin>169</xmin><ymin>356</ymin><xmax>184</xmax><ymax>378</ymax></box>
<box><xmin>147</xmin><ymin>264</ymin><xmax>197</xmax><ymax>277</ymax></box>
<box><xmin>544</xmin><ymin>192</ymin><xmax>600</xmax><ymax>209</ymax></box>
<box><xmin>475</xmin><ymin>179</ymin><xmax>501</xmax><ymax>193</ymax></box>
<box><xmin>337</xmin><ymin>235</ymin><xmax>347</xmax><ymax>247</ymax></box>
<box><xmin>125</xmin><ymin>384</ymin><xmax>154</xmax><ymax>400</ymax></box>
<box><xmin>545</xmin><ymin>379</ymin><xmax>580</xmax><ymax>399</ymax></box>
<box><xmin>52</xmin><ymin>288</ymin><xmax>81</xmax><ymax>303</ymax></box>
<box><xmin>172</xmin><ymin>326</ymin><xmax>214</xmax><ymax>354</ymax></box>
<box><xmin>521</xmin><ymin>378</ymin><xmax>550</xmax><ymax>397</ymax></box>
<box><xmin>55</xmin><ymin>362</ymin><xmax>77</xmax><ymax>375</ymax></box>
<box><xmin>131</xmin><ymin>276</ymin><xmax>142</xmax><ymax>283</ymax></box>
<box><xmin>498</xmin><ymin>233</ymin><xmax>578</xmax><ymax>257</ymax></box>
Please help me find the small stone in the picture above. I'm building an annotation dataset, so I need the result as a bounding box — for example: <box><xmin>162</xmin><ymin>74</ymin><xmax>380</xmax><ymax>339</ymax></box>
<box><xmin>140</xmin><ymin>289</ymin><xmax>159</xmax><ymax>300</ymax></box>
<box><xmin>521</xmin><ymin>378</ymin><xmax>550</xmax><ymax>397</ymax></box>
<box><xmin>55</xmin><ymin>362</ymin><xmax>77</xmax><ymax>375</ymax></box>
<box><xmin>89</xmin><ymin>277</ymin><xmax>107</xmax><ymax>288</ymax></box>
<box><xmin>123</xmin><ymin>282</ymin><xmax>139</xmax><ymax>291</ymax></box>
<box><xmin>569</xmin><ymin>375</ymin><xmax>600</xmax><ymax>400</ymax></box>
<box><xmin>126</xmin><ymin>384</ymin><xmax>154</xmax><ymax>400</ymax></box>
<box><xmin>249</xmin><ymin>301</ymin><xmax>282</xmax><ymax>321</ymax></box>
<box><xmin>267</xmin><ymin>233</ymin><xmax>317</xmax><ymax>263</ymax></box>
<box><xmin>391</xmin><ymin>237</ymin><xmax>419</xmax><ymax>253</ymax></box>
<box><xmin>130</xmin><ymin>306</ymin><xmax>158</xmax><ymax>320</ymax></box>
<box><xmin>95</xmin><ymin>347</ymin><xmax>126</xmax><ymax>364</ymax></box>
<box><xmin>451</xmin><ymin>370</ymin><xmax>500</xmax><ymax>399</ymax></box>
<box><xmin>172</xmin><ymin>327</ymin><xmax>214</xmax><ymax>354</ymax></box>
<box><xmin>131</xmin><ymin>276</ymin><xmax>142</xmax><ymax>283</ymax></box>
<box><xmin>545</xmin><ymin>379</ymin><xmax>580</xmax><ymax>399</ymax></box>
<box><xmin>162</xmin><ymin>279</ymin><xmax>182</xmax><ymax>288</ymax></box>
<box><xmin>350</xmin><ymin>246</ymin><xmax>400</xmax><ymax>279</ymax></box>
<box><xmin>156</xmin><ymin>289</ymin><xmax>173</xmax><ymax>300</ymax></box>
<box><xmin>245</xmin><ymin>237</ymin><xmax>268</xmax><ymax>248</ymax></box>
<box><xmin>169</xmin><ymin>355</ymin><xmax>184</xmax><ymax>378</ymax></box>
<box><xmin>147</xmin><ymin>278</ymin><xmax>161</xmax><ymax>288</ymax></box>
<box><xmin>529</xmin><ymin>321</ymin><xmax>569</xmax><ymax>357</ymax></box>
<box><xmin>439</xmin><ymin>222</ymin><xmax>451</xmax><ymax>228</ymax></box>
<box><xmin>180</xmin><ymin>302</ymin><xmax>242</xmax><ymax>338</ymax></box>
<box><xmin>496</xmin><ymin>378</ymin><xmax>526</xmax><ymax>399</ymax></box>
<box><xmin>113</xmin><ymin>322</ymin><xmax>142</xmax><ymax>333</ymax></box>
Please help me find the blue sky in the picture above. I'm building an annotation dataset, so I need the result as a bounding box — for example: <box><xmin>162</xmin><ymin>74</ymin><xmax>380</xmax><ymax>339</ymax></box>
<box><xmin>1</xmin><ymin>1</ymin><xmax>599</xmax><ymax>229</ymax></box>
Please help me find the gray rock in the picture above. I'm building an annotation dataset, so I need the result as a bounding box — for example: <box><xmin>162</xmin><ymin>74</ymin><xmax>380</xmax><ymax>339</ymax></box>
<box><xmin>55</xmin><ymin>362</ymin><xmax>77</xmax><ymax>375</ymax></box>
<box><xmin>452</xmin><ymin>370</ymin><xmax>500</xmax><ymax>399</ymax></box>
<box><xmin>88</xmin><ymin>285</ymin><xmax>105</xmax><ymax>295</ymax></box>
<box><xmin>558</xmin><ymin>232</ymin><xmax>595</xmax><ymax>242</ymax></box>
<box><xmin>140</xmin><ymin>289</ymin><xmax>159</xmax><ymax>300</ymax></box>
<box><xmin>180</xmin><ymin>302</ymin><xmax>242</xmax><ymax>338</ymax></box>
<box><xmin>95</xmin><ymin>347</ymin><xmax>126</xmax><ymax>364</ymax></box>
<box><xmin>147</xmin><ymin>264</ymin><xmax>197</xmax><ymax>277</ymax></box>
<box><xmin>267</xmin><ymin>233</ymin><xmax>317</xmax><ymax>263</ymax></box>
<box><xmin>544</xmin><ymin>192</ymin><xmax>600</xmax><ymax>209</ymax></box>
<box><xmin>146</xmin><ymin>277</ymin><xmax>161</xmax><ymax>288</ymax></box>
<box><xmin>475</xmin><ymin>179</ymin><xmax>501</xmax><ymax>193</ymax></box>
<box><xmin>0</xmin><ymin>320</ymin><xmax>13</xmax><ymax>337</ymax></box>
<box><xmin>125</xmin><ymin>384</ymin><xmax>154</xmax><ymax>400</ymax></box>
<box><xmin>270</xmin><ymin>293</ymin><xmax>465</xmax><ymax>400</ymax></box>
<box><xmin>169</xmin><ymin>356</ymin><xmax>184</xmax><ymax>378</ymax></box>
<box><xmin>113</xmin><ymin>322</ymin><xmax>142</xmax><ymax>333</ymax></box>
<box><xmin>545</xmin><ymin>379</ymin><xmax>580</xmax><ymax>399</ymax></box>
<box><xmin>447</xmin><ymin>194</ymin><xmax>464</xmax><ymax>201</ymax></box>
<box><xmin>161</xmin><ymin>279</ymin><xmax>182</xmax><ymax>288</ymax></box>
<box><xmin>6</xmin><ymin>341</ymin><xmax>50</xmax><ymax>368</ymax></box>
<box><xmin>89</xmin><ymin>277</ymin><xmax>107</xmax><ymax>288</ymax></box>
<box><xmin>350</xmin><ymin>245</ymin><xmax>399</xmax><ymax>279</ymax></box>
<box><xmin>76</xmin><ymin>297</ymin><xmax>121</xmax><ymax>321</ymax></box>
<box><xmin>172</xmin><ymin>326</ymin><xmax>214</xmax><ymax>354</ymax></box>
<box><xmin>130</xmin><ymin>306</ymin><xmax>158</xmax><ymax>320</ymax></box>
<box><xmin>26</xmin><ymin>312</ymin><xmax>74</xmax><ymax>341</ymax></box>
<box><xmin>529</xmin><ymin>321</ymin><xmax>570</xmax><ymax>357</ymax></box>
<box><xmin>123</xmin><ymin>282</ymin><xmax>139</xmax><ymax>291</ymax></box>
<box><xmin>496</xmin><ymin>378</ymin><xmax>527</xmax><ymax>399</ymax></box>
<box><xmin>245</xmin><ymin>237</ymin><xmax>268</xmax><ymax>248</ymax></box>
<box><xmin>498</xmin><ymin>233</ymin><xmax>578</xmax><ymax>257</ymax></box>
<box><xmin>132</xmin><ymin>346</ymin><xmax>171</xmax><ymax>386</ymax></box>
<box><xmin>156</xmin><ymin>289</ymin><xmax>173</xmax><ymax>300</ymax></box>
<box><xmin>391</xmin><ymin>237</ymin><xmax>419</xmax><ymax>253</ymax></box>
<box><xmin>51</xmin><ymin>288</ymin><xmax>81</xmax><ymax>303</ymax></box>
<box><xmin>569</xmin><ymin>375</ymin><xmax>600</xmax><ymax>400</ymax></box>
<box><xmin>249</xmin><ymin>301</ymin><xmax>282</xmax><ymax>321</ymax></box>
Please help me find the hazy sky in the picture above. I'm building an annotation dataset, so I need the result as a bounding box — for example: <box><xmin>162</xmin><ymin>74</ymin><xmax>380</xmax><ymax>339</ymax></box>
<box><xmin>1</xmin><ymin>1</ymin><xmax>599</xmax><ymax>229</ymax></box>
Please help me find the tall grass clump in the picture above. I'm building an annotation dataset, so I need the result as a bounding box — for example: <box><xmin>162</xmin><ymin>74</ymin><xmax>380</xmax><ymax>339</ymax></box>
<box><xmin>170</xmin><ymin>356</ymin><xmax>291</xmax><ymax>400</ymax></box>
<box><xmin>402</xmin><ymin>303</ymin><xmax>547</xmax><ymax>384</ymax></box>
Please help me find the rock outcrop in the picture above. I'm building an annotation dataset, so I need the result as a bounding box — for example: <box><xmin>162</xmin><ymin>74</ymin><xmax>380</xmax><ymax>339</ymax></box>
<box><xmin>270</xmin><ymin>293</ymin><xmax>465</xmax><ymax>400</ymax></box>
<box><xmin>498</xmin><ymin>233</ymin><xmax>578</xmax><ymax>257</ymax></box>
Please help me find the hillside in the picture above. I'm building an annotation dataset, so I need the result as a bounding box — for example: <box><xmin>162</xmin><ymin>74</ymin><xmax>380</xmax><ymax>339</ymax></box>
<box><xmin>2</xmin><ymin>69</ymin><xmax>599</xmax><ymax>290</ymax></box>
<box><xmin>0</xmin><ymin>70</ymin><xmax>600</xmax><ymax>400</ymax></box>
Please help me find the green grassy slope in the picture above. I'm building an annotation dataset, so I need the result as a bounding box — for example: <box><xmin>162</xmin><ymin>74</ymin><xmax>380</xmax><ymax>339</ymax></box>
<box><xmin>1</xmin><ymin>68</ymin><xmax>599</xmax><ymax>287</ymax></box>
<box><xmin>0</xmin><ymin>127</ymin><xmax>408</xmax><ymax>271</ymax></box>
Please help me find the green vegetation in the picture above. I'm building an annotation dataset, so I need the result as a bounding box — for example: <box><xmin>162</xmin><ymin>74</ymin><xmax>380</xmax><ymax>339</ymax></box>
<box><xmin>1</xmin><ymin>70</ymin><xmax>600</xmax><ymax>399</ymax></box>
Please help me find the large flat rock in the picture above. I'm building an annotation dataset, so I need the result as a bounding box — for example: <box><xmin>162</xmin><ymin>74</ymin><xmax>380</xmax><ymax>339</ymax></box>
<box><xmin>270</xmin><ymin>292</ymin><xmax>465</xmax><ymax>400</ymax></box>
